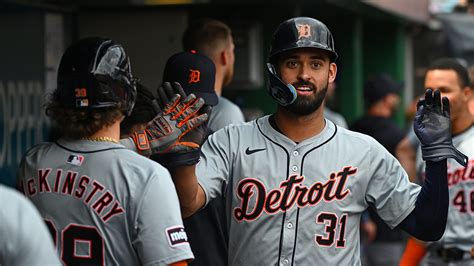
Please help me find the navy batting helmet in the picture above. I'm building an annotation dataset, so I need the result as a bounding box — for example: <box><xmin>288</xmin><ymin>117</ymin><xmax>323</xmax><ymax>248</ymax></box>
<box><xmin>56</xmin><ymin>37</ymin><xmax>137</xmax><ymax>116</ymax></box>
<box><xmin>266</xmin><ymin>17</ymin><xmax>337</xmax><ymax>106</ymax></box>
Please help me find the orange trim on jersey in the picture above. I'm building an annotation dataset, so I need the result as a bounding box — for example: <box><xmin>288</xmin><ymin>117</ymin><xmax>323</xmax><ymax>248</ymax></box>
<box><xmin>399</xmin><ymin>237</ymin><xmax>427</xmax><ymax>266</ymax></box>
<box><xmin>170</xmin><ymin>260</ymin><xmax>188</xmax><ymax>266</ymax></box>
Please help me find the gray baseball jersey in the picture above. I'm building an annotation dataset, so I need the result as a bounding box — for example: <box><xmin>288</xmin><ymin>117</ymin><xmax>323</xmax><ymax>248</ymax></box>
<box><xmin>17</xmin><ymin>139</ymin><xmax>193</xmax><ymax>265</ymax></box>
<box><xmin>324</xmin><ymin>107</ymin><xmax>348</xmax><ymax>129</ymax></box>
<box><xmin>417</xmin><ymin>125</ymin><xmax>474</xmax><ymax>252</ymax></box>
<box><xmin>208</xmin><ymin>96</ymin><xmax>245</xmax><ymax>133</ymax></box>
<box><xmin>184</xmin><ymin>95</ymin><xmax>244</xmax><ymax>266</ymax></box>
<box><xmin>197</xmin><ymin>115</ymin><xmax>421</xmax><ymax>265</ymax></box>
<box><xmin>0</xmin><ymin>184</ymin><xmax>61</xmax><ymax>266</ymax></box>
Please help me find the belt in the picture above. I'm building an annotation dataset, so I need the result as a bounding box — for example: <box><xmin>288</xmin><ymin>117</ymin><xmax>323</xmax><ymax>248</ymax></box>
<box><xmin>436</xmin><ymin>247</ymin><xmax>473</xmax><ymax>263</ymax></box>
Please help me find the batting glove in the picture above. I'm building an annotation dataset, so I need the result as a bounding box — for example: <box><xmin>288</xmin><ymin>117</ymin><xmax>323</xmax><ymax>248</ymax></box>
<box><xmin>152</xmin><ymin>104</ymin><xmax>212</xmax><ymax>167</ymax></box>
<box><xmin>150</xmin><ymin>82</ymin><xmax>212</xmax><ymax>168</ymax></box>
<box><xmin>122</xmin><ymin>83</ymin><xmax>208</xmax><ymax>157</ymax></box>
<box><xmin>414</xmin><ymin>89</ymin><xmax>468</xmax><ymax>166</ymax></box>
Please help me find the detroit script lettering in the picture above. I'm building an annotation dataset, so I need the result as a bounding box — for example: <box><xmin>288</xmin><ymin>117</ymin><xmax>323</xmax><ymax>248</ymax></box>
<box><xmin>234</xmin><ymin>166</ymin><xmax>357</xmax><ymax>221</ymax></box>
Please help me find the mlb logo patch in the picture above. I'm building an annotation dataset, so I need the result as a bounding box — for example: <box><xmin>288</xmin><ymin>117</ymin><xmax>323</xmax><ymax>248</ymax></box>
<box><xmin>166</xmin><ymin>226</ymin><xmax>188</xmax><ymax>247</ymax></box>
<box><xmin>76</xmin><ymin>99</ymin><xmax>89</xmax><ymax>107</ymax></box>
<box><xmin>67</xmin><ymin>154</ymin><xmax>84</xmax><ymax>166</ymax></box>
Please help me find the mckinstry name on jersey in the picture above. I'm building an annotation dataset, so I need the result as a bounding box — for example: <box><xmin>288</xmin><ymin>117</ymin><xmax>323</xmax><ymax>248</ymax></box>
<box><xmin>18</xmin><ymin>167</ymin><xmax>124</xmax><ymax>223</ymax></box>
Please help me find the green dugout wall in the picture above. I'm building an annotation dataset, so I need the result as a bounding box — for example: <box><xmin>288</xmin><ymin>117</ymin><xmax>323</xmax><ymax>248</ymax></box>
<box><xmin>335</xmin><ymin>16</ymin><xmax>407</xmax><ymax>126</ymax></box>
<box><xmin>0</xmin><ymin>0</ymin><xmax>420</xmax><ymax>187</ymax></box>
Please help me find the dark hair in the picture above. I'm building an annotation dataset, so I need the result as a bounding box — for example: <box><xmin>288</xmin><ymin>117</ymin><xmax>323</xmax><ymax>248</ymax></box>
<box><xmin>427</xmin><ymin>58</ymin><xmax>471</xmax><ymax>89</ymax></box>
<box><xmin>45</xmin><ymin>90</ymin><xmax>124</xmax><ymax>139</ymax></box>
<box><xmin>182</xmin><ymin>19</ymin><xmax>232</xmax><ymax>58</ymax></box>
<box><xmin>120</xmin><ymin>82</ymin><xmax>159</xmax><ymax>137</ymax></box>
<box><xmin>467</xmin><ymin>66</ymin><xmax>474</xmax><ymax>89</ymax></box>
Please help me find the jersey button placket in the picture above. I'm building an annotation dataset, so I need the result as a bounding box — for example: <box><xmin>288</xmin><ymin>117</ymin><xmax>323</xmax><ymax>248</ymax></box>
<box><xmin>291</xmin><ymin>150</ymin><xmax>299</xmax><ymax>172</ymax></box>
<box><xmin>283</xmin><ymin>154</ymin><xmax>299</xmax><ymax>266</ymax></box>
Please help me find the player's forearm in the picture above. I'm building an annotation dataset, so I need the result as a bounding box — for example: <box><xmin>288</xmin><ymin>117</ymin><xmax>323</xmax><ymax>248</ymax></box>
<box><xmin>170</xmin><ymin>165</ymin><xmax>205</xmax><ymax>218</ymax></box>
<box><xmin>398</xmin><ymin>159</ymin><xmax>448</xmax><ymax>241</ymax></box>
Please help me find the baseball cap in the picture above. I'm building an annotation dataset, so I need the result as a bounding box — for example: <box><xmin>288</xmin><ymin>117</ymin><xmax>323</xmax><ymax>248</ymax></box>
<box><xmin>364</xmin><ymin>73</ymin><xmax>403</xmax><ymax>105</ymax></box>
<box><xmin>163</xmin><ymin>50</ymin><xmax>218</xmax><ymax>106</ymax></box>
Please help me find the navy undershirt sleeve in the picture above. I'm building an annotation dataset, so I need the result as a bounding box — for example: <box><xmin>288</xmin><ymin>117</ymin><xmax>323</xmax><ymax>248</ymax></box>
<box><xmin>397</xmin><ymin>160</ymin><xmax>448</xmax><ymax>241</ymax></box>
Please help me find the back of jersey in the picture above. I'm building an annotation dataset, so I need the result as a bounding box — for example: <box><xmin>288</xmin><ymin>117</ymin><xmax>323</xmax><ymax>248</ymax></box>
<box><xmin>17</xmin><ymin>139</ymin><xmax>193</xmax><ymax>265</ymax></box>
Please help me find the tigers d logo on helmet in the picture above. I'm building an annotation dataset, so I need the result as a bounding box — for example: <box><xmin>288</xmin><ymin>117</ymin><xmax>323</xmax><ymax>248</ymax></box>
<box><xmin>297</xmin><ymin>24</ymin><xmax>311</xmax><ymax>39</ymax></box>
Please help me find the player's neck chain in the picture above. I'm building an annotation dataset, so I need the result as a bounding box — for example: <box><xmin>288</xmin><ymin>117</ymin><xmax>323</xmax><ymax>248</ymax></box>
<box><xmin>82</xmin><ymin>136</ymin><xmax>119</xmax><ymax>144</ymax></box>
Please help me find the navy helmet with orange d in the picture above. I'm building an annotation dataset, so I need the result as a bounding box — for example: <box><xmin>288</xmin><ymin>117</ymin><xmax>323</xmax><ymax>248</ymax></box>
<box><xmin>266</xmin><ymin>17</ymin><xmax>338</xmax><ymax>106</ymax></box>
<box><xmin>56</xmin><ymin>37</ymin><xmax>137</xmax><ymax>116</ymax></box>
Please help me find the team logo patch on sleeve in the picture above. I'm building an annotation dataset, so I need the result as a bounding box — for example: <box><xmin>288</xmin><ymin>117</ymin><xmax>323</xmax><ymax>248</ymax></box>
<box><xmin>66</xmin><ymin>154</ymin><xmax>84</xmax><ymax>166</ymax></box>
<box><xmin>166</xmin><ymin>226</ymin><xmax>188</xmax><ymax>247</ymax></box>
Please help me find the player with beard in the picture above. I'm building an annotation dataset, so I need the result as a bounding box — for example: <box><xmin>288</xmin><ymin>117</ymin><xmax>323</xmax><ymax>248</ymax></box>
<box><xmin>281</xmin><ymin>69</ymin><xmax>328</xmax><ymax>116</ymax></box>
<box><xmin>160</xmin><ymin>17</ymin><xmax>468</xmax><ymax>265</ymax></box>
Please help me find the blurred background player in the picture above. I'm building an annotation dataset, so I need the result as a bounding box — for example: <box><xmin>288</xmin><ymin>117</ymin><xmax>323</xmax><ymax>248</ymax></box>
<box><xmin>324</xmin><ymin>81</ymin><xmax>348</xmax><ymax>128</ymax></box>
<box><xmin>350</xmin><ymin>73</ymin><xmax>407</xmax><ymax>266</ymax></box>
<box><xmin>16</xmin><ymin>37</ymin><xmax>194</xmax><ymax>265</ymax></box>
<box><xmin>158</xmin><ymin>50</ymin><xmax>226</xmax><ymax>266</ymax></box>
<box><xmin>400</xmin><ymin>58</ymin><xmax>474</xmax><ymax>265</ymax></box>
<box><xmin>467</xmin><ymin>65</ymin><xmax>474</xmax><ymax>118</ymax></box>
<box><xmin>351</xmin><ymin>73</ymin><xmax>405</xmax><ymax>156</ymax></box>
<box><xmin>182</xmin><ymin>18</ymin><xmax>245</xmax><ymax>133</ymax></box>
<box><xmin>0</xmin><ymin>184</ymin><xmax>60</xmax><ymax>265</ymax></box>
<box><xmin>162</xmin><ymin>51</ymin><xmax>218</xmax><ymax>109</ymax></box>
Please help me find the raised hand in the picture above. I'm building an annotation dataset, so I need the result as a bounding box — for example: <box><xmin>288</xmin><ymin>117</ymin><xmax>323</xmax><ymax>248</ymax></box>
<box><xmin>414</xmin><ymin>89</ymin><xmax>468</xmax><ymax>166</ymax></box>
<box><xmin>130</xmin><ymin>82</ymin><xmax>208</xmax><ymax>157</ymax></box>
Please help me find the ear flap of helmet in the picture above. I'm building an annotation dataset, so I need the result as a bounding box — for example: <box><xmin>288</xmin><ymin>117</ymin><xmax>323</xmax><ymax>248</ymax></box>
<box><xmin>266</xmin><ymin>63</ymin><xmax>297</xmax><ymax>106</ymax></box>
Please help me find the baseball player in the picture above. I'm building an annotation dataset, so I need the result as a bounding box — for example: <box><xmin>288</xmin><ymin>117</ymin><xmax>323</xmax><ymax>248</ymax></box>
<box><xmin>181</xmin><ymin>19</ymin><xmax>247</xmax><ymax>266</ymax></box>
<box><xmin>159</xmin><ymin>50</ymin><xmax>228</xmax><ymax>266</ymax></box>
<box><xmin>400</xmin><ymin>58</ymin><xmax>474</xmax><ymax>265</ymax></box>
<box><xmin>0</xmin><ymin>184</ymin><xmax>61</xmax><ymax>265</ymax></box>
<box><xmin>324</xmin><ymin>81</ymin><xmax>348</xmax><ymax>128</ymax></box>
<box><xmin>182</xmin><ymin>18</ymin><xmax>245</xmax><ymax>133</ymax></box>
<box><xmin>120</xmin><ymin>50</ymin><xmax>222</xmax><ymax>266</ymax></box>
<box><xmin>16</xmin><ymin>37</ymin><xmax>206</xmax><ymax>265</ymax></box>
<box><xmin>157</xmin><ymin>17</ymin><xmax>470</xmax><ymax>265</ymax></box>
